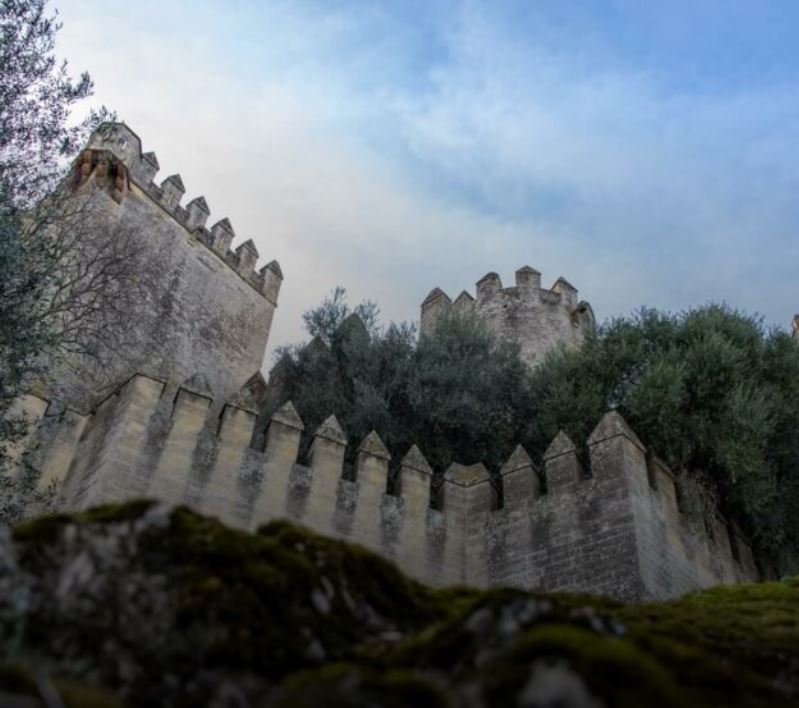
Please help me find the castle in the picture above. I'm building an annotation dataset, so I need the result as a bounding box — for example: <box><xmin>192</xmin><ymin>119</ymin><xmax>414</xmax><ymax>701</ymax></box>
<box><xmin>421</xmin><ymin>268</ymin><xmax>594</xmax><ymax>367</ymax></box>
<box><xmin>7</xmin><ymin>124</ymin><xmax>762</xmax><ymax>601</ymax></box>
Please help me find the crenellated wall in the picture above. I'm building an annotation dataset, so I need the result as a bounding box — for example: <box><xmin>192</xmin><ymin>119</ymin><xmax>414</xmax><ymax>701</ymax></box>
<box><xmin>13</xmin><ymin>373</ymin><xmax>759</xmax><ymax>601</ymax></box>
<box><xmin>38</xmin><ymin>123</ymin><xmax>282</xmax><ymax>411</ymax></box>
<box><xmin>421</xmin><ymin>266</ymin><xmax>595</xmax><ymax>368</ymax></box>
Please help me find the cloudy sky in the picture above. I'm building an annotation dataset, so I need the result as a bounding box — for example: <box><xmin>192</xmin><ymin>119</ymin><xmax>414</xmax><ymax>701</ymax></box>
<box><xmin>57</xmin><ymin>0</ymin><xmax>799</xmax><ymax>366</ymax></box>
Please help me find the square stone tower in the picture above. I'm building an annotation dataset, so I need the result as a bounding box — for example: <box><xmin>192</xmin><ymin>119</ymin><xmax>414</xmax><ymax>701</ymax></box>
<box><xmin>37</xmin><ymin>123</ymin><xmax>282</xmax><ymax>411</ymax></box>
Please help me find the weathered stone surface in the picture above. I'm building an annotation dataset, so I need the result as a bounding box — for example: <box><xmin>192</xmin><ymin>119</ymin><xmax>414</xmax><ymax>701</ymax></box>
<box><xmin>400</xmin><ymin>445</ymin><xmax>433</xmax><ymax>474</ymax></box>
<box><xmin>43</xmin><ymin>122</ymin><xmax>280</xmax><ymax>412</ymax></box>
<box><xmin>357</xmin><ymin>431</ymin><xmax>391</xmax><ymax>460</ymax></box>
<box><xmin>420</xmin><ymin>266</ymin><xmax>595</xmax><ymax>367</ymax></box>
<box><xmin>0</xmin><ymin>502</ymin><xmax>795</xmax><ymax>708</ymax></box>
<box><xmin>500</xmin><ymin>444</ymin><xmax>534</xmax><ymax>475</ymax></box>
<box><xmin>269</xmin><ymin>401</ymin><xmax>304</xmax><ymax>431</ymax></box>
<box><xmin>313</xmin><ymin>415</ymin><xmax>347</xmax><ymax>445</ymax></box>
<box><xmin>444</xmin><ymin>463</ymin><xmax>491</xmax><ymax>487</ymax></box>
<box><xmin>6</xmin><ymin>124</ymin><xmax>764</xmax><ymax>611</ymax></box>
<box><xmin>587</xmin><ymin>409</ymin><xmax>646</xmax><ymax>451</ymax></box>
<box><xmin>543</xmin><ymin>430</ymin><xmax>577</xmax><ymax>459</ymax></box>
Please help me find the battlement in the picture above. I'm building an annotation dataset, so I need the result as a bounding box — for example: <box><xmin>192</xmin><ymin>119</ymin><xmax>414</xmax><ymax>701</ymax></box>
<box><xmin>14</xmin><ymin>372</ymin><xmax>758</xmax><ymax>601</ymax></box>
<box><xmin>82</xmin><ymin>123</ymin><xmax>282</xmax><ymax>302</ymax></box>
<box><xmin>47</xmin><ymin>123</ymin><xmax>280</xmax><ymax>410</ymax></box>
<box><xmin>421</xmin><ymin>266</ymin><xmax>595</xmax><ymax>367</ymax></box>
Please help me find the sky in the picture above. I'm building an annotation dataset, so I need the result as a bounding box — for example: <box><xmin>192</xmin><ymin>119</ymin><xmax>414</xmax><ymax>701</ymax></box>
<box><xmin>56</xmin><ymin>0</ymin><xmax>799</xmax><ymax>368</ymax></box>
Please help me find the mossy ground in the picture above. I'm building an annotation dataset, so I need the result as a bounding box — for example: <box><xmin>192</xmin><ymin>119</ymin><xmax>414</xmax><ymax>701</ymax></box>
<box><xmin>2</xmin><ymin>501</ymin><xmax>798</xmax><ymax>707</ymax></box>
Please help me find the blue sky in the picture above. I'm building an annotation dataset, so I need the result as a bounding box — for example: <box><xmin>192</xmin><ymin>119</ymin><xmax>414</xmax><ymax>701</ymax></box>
<box><xmin>57</xmin><ymin>0</ymin><xmax>799</xmax><ymax>365</ymax></box>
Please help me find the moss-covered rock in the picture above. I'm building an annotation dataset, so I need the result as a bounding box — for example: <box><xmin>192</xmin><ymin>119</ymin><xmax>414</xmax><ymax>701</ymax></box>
<box><xmin>1</xmin><ymin>500</ymin><xmax>798</xmax><ymax>707</ymax></box>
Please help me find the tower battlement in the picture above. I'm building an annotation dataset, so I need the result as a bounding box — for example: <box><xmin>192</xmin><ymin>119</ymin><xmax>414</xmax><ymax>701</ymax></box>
<box><xmin>421</xmin><ymin>266</ymin><xmax>595</xmax><ymax>367</ymax></box>
<box><xmin>33</xmin><ymin>123</ymin><xmax>281</xmax><ymax>411</ymax></box>
<box><xmin>82</xmin><ymin>123</ymin><xmax>282</xmax><ymax>302</ymax></box>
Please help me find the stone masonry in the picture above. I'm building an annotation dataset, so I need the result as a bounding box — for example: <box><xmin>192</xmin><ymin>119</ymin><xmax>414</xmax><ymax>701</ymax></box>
<box><xmin>36</xmin><ymin>123</ymin><xmax>281</xmax><ymax>412</ymax></box>
<box><xmin>421</xmin><ymin>267</ymin><xmax>595</xmax><ymax>368</ymax></box>
<box><xmin>13</xmin><ymin>376</ymin><xmax>758</xmax><ymax>601</ymax></box>
<box><xmin>7</xmin><ymin>124</ymin><xmax>767</xmax><ymax>602</ymax></box>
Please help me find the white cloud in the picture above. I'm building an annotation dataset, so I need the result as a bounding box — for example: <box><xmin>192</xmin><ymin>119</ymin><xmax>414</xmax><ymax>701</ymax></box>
<box><xmin>56</xmin><ymin>0</ymin><xmax>799</xmax><ymax>375</ymax></box>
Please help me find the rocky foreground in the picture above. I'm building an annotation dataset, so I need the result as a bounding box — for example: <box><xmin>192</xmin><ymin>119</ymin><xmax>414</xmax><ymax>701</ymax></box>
<box><xmin>0</xmin><ymin>501</ymin><xmax>797</xmax><ymax>707</ymax></box>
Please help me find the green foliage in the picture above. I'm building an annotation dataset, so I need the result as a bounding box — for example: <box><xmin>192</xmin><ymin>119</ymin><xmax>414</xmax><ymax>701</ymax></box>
<box><xmin>5</xmin><ymin>501</ymin><xmax>799</xmax><ymax>706</ymax></box>
<box><xmin>275</xmin><ymin>293</ymin><xmax>799</xmax><ymax>571</ymax></box>
<box><xmin>0</xmin><ymin>0</ymin><xmax>108</xmax><ymax>483</ymax></box>
<box><xmin>529</xmin><ymin>305</ymin><xmax>799</xmax><ymax>572</ymax></box>
<box><xmin>271</xmin><ymin>289</ymin><xmax>535</xmax><ymax>473</ymax></box>
<box><xmin>0</xmin><ymin>0</ymin><xmax>109</xmax><ymax>210</ymax></box>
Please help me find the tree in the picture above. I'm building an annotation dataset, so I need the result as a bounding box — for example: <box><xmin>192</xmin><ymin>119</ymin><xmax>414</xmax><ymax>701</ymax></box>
<box><xmin>528</xmin><ymin>305</ymin><xmax>799</xmax><ymax>573</ymax></box>
<box><xmin>0</xmin><ymin>0</ymin><xmax>109</xmax><ymax>210</ymax></box>
<box><xmin>0</xmin><ymin>0</ymin><xmax>124</xmax><ymax>519</ymax></box>
<box><xmin>273</xmin><ymin>294</ymin><xmax>799</xmax><ymax>572</ymax></box>
<box><xmin>301</xmin><ymin>286</ymin><xmax>381</xmax><ymax>345</ymax></box>
<box><xmin>269</xmin><ymin>289</ymin><xmax>536</xmax><ymax>477</ymax></box>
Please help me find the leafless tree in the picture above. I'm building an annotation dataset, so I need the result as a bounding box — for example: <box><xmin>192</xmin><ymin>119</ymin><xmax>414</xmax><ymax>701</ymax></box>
<box><xmin>18</xmin><ymin>175</ymin><xmax>168</xmax><ymax>404</ymax></box>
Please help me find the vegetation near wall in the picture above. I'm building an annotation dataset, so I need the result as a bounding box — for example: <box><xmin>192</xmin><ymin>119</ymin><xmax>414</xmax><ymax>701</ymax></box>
<box><xmin>0</xmin><ymin>0</ymin><xmax>125</xmax><ymax>520</ymax></box>
<box><xmin>1</xmin><ymin>500</ymin><xmax>798</xmax><ymax>707</ymax></box>
<box><xmin>272</xmin><ymin>291</ymin><xmax>799</xmax><ymax>573</ymax></box>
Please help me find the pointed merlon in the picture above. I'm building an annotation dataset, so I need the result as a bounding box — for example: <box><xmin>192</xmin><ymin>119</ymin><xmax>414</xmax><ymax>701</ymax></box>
<box><xmin>453</xmin><ymin>290</ymin><xmax>475</xmax><ymax>306</ymax></box>
<box><xmin>500</xmin><ymin>444</ymin><xmax>535</xmax><ymax>475</ymax></box>
<box><xmin>161</xmin><ymin>174</ymin><xmax>185</xmax><ymax>192</ymax></box>
<box><xmin>268</xmin><ymin>353</ymin><xmax>294</xmax><ymax>379</ymax></box>
<box><xmin>181</xmin><ymin>372</ymin><xmax>213</xmax><ymax>398</ymax></box>
<box><xmin>242</xmin><ymin>371</ymin><xmax>267</xmax><ymax>398</ymax></box>
<box><xmin>400</xmin><ymin>444</ymin><xmax>433</xmax><ymax>475</ymax></box>
<box><xmin>270</xmin><ymin>401</ymin><xmax>305</xmax><ymax>431</ymax></box>
<box><xmin>444</xmin><ymin>462</ymin><xmax>491</xmax><ymax>487</ymax></box>
<box><xmin>141</xmin><ymin>151</ymin><xmax>159</xmax><ymax>169</ymax></box>
<box><xmin>187</xmin><ymin>196</ymin><xmax>210</xmax><ymax>214</ymax></box>
<box><xmin>227</xmin><ymin>374</ymin><xmax>266</xmax><ymax>414</ymax></box>
<box><xmin>306</xmin><ymin>336</ymin><xmax>330</xmax><ymax>355</ymax></box>
<box><xmin>477</xmin><ymin>271</ymin><xmax>502</xmax><ymax>287</ymax></box>
<box><xmin>212</xmin><ymin>218</ymin><xmax>235</xmax><ymax>236</ymax></box>
<box><xmin>544</xmin><ymin>430</ymin><xmax>577</xmax><ymax>460</ymax></box>
<box><xmin>337</xmin><ymin>313</ymin><xmax>369</xmax><ymax>341</ymax></box>
<box><xmin>260</xmin><ymin>259</ymin><xmax>283</xmax><ymax>279</ymax></box>
<box><xmin>422</xmin><ymin>287</ymin><xmax>451</xmax><ymax>307</ymax></box>
<box><xmin>587</xmin><ymin>410</ymin><xmax>646</xmax><ymax>452</ymax></box>
<box><xmin>515</xmin><ymin>265</ymin><xmax>542</xmax><ymax>289</ymax></box>
<box><xmin>552</xmin><ymin>276</ymin><xmax>577</xmax><ymax>293</ymax></box>
<box><xmin>313</xmin><ymin>414</ymin><xmax>347</xmax><ymax>445</ymax></box>
<box><xmin>236</xmin><ymin>239</ymin><xmax>259</xmax><ymax>258</ymax></box>
<box><xmin>357</xmin><ymin>430</ymin><xmax>391</xmax><ymax>460</ymax></box>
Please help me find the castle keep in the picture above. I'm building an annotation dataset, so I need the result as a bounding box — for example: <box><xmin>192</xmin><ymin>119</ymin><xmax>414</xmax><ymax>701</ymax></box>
<box><xmin>9</xmin><ymin>124</ymin><xmax>762</xmax><ymax>601</ymax></box>
<box><xmin>42</xmin><ymin>123</ymin><xmax>281</xmax><ymax>411</ymax></box>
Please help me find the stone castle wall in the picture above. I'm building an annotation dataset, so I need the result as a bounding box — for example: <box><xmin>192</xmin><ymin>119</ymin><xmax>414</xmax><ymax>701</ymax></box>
<box><xmin>39</xmin><ymin>124</ymin><xmax>282</xmax><ymax>411</ymax></box>
<box><xmin>12</xmin><ymin>376</ymin><xmax>759</xmax><ymax>601</ymax></box>
<box><xmin>421</xmin><ymin>267</ymin><xmax>595</xmax><ymax>367</ymax></box>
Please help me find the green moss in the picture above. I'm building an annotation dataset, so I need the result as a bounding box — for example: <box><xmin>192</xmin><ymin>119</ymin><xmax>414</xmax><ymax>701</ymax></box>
<box><xmin>7</xmin><ymin>502</ymin><xmax>799</xmax><ymax>706</ymax></box>
<box><xmin>481</xmin><ymin>624</ymin><xmax>683</xmax><ymax>708</ymax></box>
<box><xmin>12</xmin><ymin>511</ymin><xmax>74</xmax><ymax>545</ymax></box>
<box><xmin>272</xmin><ymin>664</ymin><xmax>449</xmax><ymax>708</ymax></box>
<box><xmin>0</xmin><ymin>664</ymin><xmax>121</xmax><ymax>708</ymax></box>
<box><xmin>75</xmin><ymin>499</ymin><xmax>157</xmax><ymax>525</ymax></box>
<box><xmin>54</xmin><ymin>678</ymin><xmax>124</xmax><ymax>708</ymax></box>
<box><xmin>12</xmin><ymin>499</ymin><xmax>156</xmax><ymax>546</ymax></box>
<box><xmin>0</xmin><ymin>662</ymin><xmax>37</xmax><ymax>694</ymax></box>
